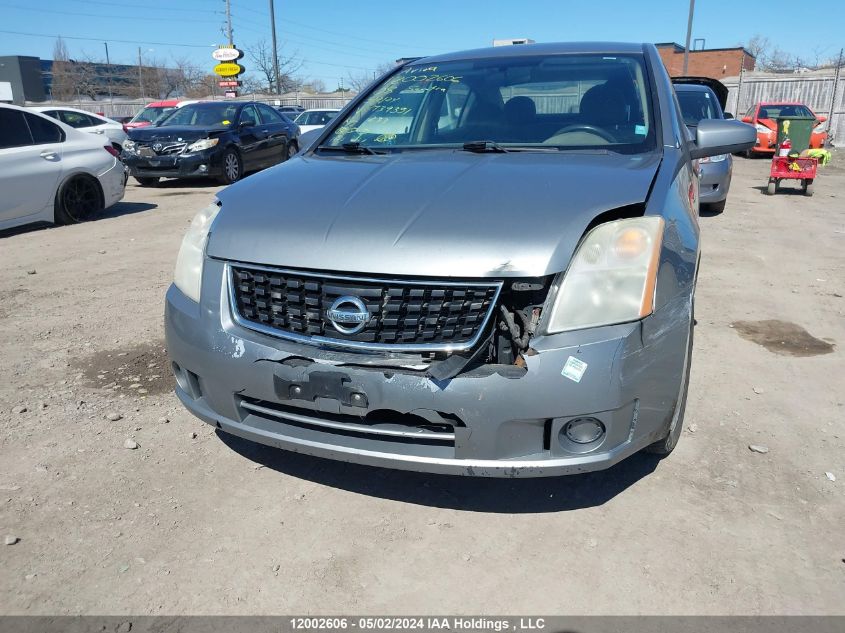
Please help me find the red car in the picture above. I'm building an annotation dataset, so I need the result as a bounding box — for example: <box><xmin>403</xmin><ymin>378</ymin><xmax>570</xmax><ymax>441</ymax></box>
<box><xmin>741</xmin><ymin>102</ymin><xmax>827</xmax><ymax>155</ymax></box>
<box><xmin>125</xmin><ymin>99</ymin><xmax>201</xmax><ymax>130</ymax></box>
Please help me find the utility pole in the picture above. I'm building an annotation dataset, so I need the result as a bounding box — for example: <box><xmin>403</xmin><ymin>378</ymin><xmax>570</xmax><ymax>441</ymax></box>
<box><xmin>828</xmin><ymin>48</ymin><xmax>843</xmax><ymax>138</ymax></box>
<box><xmin>682</xmin><ymin>0</ymin><xmax>695</xmax><ymax>75</ymax></box>
<box><xmin>225</xmin><ymin>0</ymin><xmax>234</xmax><ymax>45</ymax></box>
<box><xmin>138</xmin><ymin>46</ymin><xmax>145</xmax><ymax>101</ymax></box>
<box><xmin>269</xmin><ymin>0</ymin><xmax>281</xmax><ymax>94</ymax></box>
<box><xmin>104</xmin><ymin>41</ymin><xmax>113</xmax><ymax>106</ymax></box>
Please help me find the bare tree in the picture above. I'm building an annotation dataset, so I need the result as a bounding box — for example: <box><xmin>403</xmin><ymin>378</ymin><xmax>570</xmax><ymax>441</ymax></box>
<box><xmin>346</xmin><ymin>62</ymin><xmax>396</xmax><ymax>92</ymax></box>
<box><xmin>300</xmin><ymin>78</ymin><xmax>326</xmax><ymax>94</ymax></box>
<box><xmin>246</xmin><ymin>39</ymin><xmax>302</xmax><ymax>93</ymax></box>
<box><xmin>50</xmin><ymin>37</ymin><xmax>75</xmax><ymax>100</ymax></box>
<box><xmin>744</xmin><ymin>34</ymin><xmax>839</xmax><ymax>72</ymax></box>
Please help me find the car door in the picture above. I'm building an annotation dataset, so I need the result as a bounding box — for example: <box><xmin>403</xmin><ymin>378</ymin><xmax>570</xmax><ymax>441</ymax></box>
<box><xmin>0</xmin><ymin>109</ymin><xmax>65</xmax><ymax>226</ymax></box>
<box><xmin>236</xmin><ymin>105</ymin><xmax>266</xmax><ymax>170</ymax></box>
<box><xmin>256</xmin><ymin>103</ymin><xmax>290</xmax><ymax>164</ymax></box>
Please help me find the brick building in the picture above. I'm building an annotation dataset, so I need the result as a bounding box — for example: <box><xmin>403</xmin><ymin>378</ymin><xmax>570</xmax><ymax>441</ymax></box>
<box><xmin>656</xmin><ymin>42</ymin><xmax>756</xmax><ymax>78</ymax></box>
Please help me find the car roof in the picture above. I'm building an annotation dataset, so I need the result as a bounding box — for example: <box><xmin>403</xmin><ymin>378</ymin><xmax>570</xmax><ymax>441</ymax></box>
<box><xmin>415</xmin><ymin>41</ymin><xmax>645</xmax><ymax>64</ymax></box>
<box><xmin>673</xmin><ymin>84</ymin><xmax>710</xmax><ymax>92</ymax></box>
<box><xmin>303</xmin><ymin>108</ymin><xmax>340</xmax><ymax>112</ymax></box>
<box><xmin>31</xmin><ymin>105</ymin><xmax>109</xmax><ymax>118</ymax></box>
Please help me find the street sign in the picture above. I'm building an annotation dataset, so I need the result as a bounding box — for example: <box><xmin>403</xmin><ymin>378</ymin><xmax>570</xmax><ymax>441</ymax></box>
<box><xmin>212</xmin><ymin>46</ymin><xmax>242</xmax><ymax>62</ymax></box>
<box><xmin>218</xmin><ymin>80</ymin><xmax>241</xmax><ymax>87</ymax></box>
<box><xmin>214</xmin><ymin>62</ymin><xmax>243</xmax><ymax>77</ymax></box>
<box><xmin>225</xmin><ymin>90</ymin><xmax>238</xmax><ymax>98</ymax></box>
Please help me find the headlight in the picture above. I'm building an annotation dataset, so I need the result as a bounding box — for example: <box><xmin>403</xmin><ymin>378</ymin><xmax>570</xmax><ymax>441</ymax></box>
<box><xmin>754</xmin><ymin>123</ymin><xmax>772</xmax><ymax>135</ymax></box>
<box><xmin>186</xmin><ymin>138</ymin><xmax>219</xmax><ymax>153</ymax></box>
<box><xmin>123</xmin><ymin>140</ymin><xmax>136</xmax><ymax>153</ymax></box>
<box><xmin>700</xmin><ymin>154</ymin><xmax>727</xmax><ymax>163</ymax></box>
<box><xmin>174</xmin><ymin>202</ymin><xmax>222</xmax><ymax>302</ymax></box>
<box><xmin>544</xmin><ymin>216</ymin><xmax>664</xmax><ymax>333</ymax></box>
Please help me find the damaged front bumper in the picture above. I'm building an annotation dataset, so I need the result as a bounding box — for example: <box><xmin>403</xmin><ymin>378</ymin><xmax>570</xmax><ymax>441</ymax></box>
<box><xmin>164</xmin><ymin>259</ymin><xmax>690</xmax><ymax>477</ymax></box>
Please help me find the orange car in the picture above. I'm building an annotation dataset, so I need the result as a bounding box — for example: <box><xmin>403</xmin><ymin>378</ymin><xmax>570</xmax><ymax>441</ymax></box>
<box><xmin>741</xmin><ymin>102</ymin><xmax>827</xmax><ymax>155</ymax></box>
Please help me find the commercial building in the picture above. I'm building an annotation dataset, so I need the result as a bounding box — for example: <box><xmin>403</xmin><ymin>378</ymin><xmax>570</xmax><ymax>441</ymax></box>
<box><xmin>656</xmin><ymin>42</ymin><xmax>756</xmax><ymax>78</ymax></box>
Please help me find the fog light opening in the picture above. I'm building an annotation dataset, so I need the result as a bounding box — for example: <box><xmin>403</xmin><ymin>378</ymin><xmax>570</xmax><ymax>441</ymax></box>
<box><xmin>172</xmin><ymin>361</ymin><xmax>189</xmax><ymax>392</ymax></box>
<box><xmin>563</xmin><ymin>417</ymin><xmax>605</xmax><ymax>445</ymax></box>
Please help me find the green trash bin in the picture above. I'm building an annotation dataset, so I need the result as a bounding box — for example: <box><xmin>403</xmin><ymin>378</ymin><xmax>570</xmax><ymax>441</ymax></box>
<box><xmin>774</xmin><ymin>116</ymin><xmax>815</xmax><ymax>153</ymax></box>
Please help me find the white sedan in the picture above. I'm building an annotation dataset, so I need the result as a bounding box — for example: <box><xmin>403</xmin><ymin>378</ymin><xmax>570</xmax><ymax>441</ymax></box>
<box><xmin>293</xmin><ymin>108</ymin><xmax>340</xmax><ymax>134</ymax></box>
<box><xmin>32</xmin><ymin>106</ymin><xmax>128</xmax><ymax>151</ymax></box>
<box><xmin>0</xmin><ymin>104</ymin><xmax>126</xmax><ymax>231</ymax></box>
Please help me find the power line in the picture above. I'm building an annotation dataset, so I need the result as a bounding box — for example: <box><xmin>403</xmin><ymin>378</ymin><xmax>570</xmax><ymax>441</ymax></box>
<box><xmin>0</xmin><ymin>28</ymin><xmax>213</xmax><ymax>49</ymax></box>
<box><xmin>0</xmin><ymin>2</ymin><xmax>220</xmax><ymax>24</ymax></box>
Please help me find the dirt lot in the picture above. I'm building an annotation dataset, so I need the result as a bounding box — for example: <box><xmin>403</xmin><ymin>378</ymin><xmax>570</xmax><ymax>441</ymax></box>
<box><xmin>1</xmin><ymin>157</ymin><xmax>843</xmax><ymax>615</ymax></box>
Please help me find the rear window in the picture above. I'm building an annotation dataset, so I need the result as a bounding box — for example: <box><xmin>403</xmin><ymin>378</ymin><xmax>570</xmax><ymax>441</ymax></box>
<box><xmin>677</xmin><ymin>90</ymin><xmax>720</xmax><ymax>126</ymax></box>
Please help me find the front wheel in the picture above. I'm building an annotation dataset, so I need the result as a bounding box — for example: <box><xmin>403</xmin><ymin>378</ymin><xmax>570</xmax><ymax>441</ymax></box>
<box><xmin>218</xmin><ymin>148</ymin><xmax>242</xmax><ymax>185</ymax></box>
<box><xmin>645</xmin><ymin>311</ymin><xmax>694</xmax><ymax>456</ymax></box>
<box><xmin>135</xmin><ymin>176</ymin><xmax>159</xmax><ymax>187</ymax></box>
<box><xmin>766</xmin><ymin>180</ymin><xmax>776</xmax><ymax>195</ymax></box>
<box><xmin>54</xmin><ymin>175</ymin><xmax>103</xmax><ymax>225</ymax></box>
<box><xmin>284</xmin><ymin>141</ymin><xmax>298</xmax><ymax>161</ymax></box>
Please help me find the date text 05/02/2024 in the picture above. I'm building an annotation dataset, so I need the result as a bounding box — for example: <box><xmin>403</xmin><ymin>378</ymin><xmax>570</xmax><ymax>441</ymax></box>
<box><xmin>289</xmin><ymin>618</ymin><xmax>547</xmax><ymax>631</ymax></box>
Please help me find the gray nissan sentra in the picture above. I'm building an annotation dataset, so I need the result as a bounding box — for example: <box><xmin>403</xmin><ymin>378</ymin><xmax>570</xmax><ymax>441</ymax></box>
<box><xmin>165</xmin><ymin>42</ymin><xmax>755</xmax><ymax>477</ymax></box>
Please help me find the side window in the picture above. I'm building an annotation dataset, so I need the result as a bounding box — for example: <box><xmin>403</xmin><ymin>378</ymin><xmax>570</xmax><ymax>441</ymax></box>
<box><xmin>239</xmin><ymin>105</ymin><xmax>259</xmax><ymax>127</ymax></box>
<box><xmin>42</xmin><ymin>110</ymin><xmax>60</xmax><ymax>121</ymax></box>
<box><xmin>24</xmin><ymin>113</ymin><xmax>65</xmax><ymax>145</ymax></box>
<box><xmin>257</xmin><ymin>104</ymin><xmax>283</xmax><ymax>123</ymax></box>
<box><xmin>59</xmin><ymin>110</ymin><xmax>96</xmax><ymax>128</ymax></box>
<box><xmin>0</xmin><ymin>109</ymin><xmax>34</xmax><ymax>149</ymax></box>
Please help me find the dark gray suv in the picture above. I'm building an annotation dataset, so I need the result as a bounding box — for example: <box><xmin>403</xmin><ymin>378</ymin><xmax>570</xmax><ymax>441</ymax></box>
<box><xmin>165</xmin><ymin>43</ymin><xmax>755</xmax><ymax>477</ymax></box>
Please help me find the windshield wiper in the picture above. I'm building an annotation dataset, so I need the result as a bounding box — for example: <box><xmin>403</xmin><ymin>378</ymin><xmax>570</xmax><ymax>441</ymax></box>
<box><xmin>319</xmin><ymin>142</ymin><xmax>384</xmax><ymax>155</ymax></box>
<box><xmin>461</xmin><ymin>140</ymin><xmax>510</xmax><ymax>153</ymax></box>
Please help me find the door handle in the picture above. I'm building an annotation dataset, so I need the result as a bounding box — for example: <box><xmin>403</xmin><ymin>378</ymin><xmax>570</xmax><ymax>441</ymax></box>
<box><xmin>40</xmin><ymin>151</ymin><xmax>58</xmax><ymax>160</ymax></box>
<box><xmin>93</xmin><ymin>129</ymin><xmax>105</xmax><ymax>134</ymax></box>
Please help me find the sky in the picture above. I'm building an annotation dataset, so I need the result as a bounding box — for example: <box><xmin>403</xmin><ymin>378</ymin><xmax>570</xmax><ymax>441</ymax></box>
<box><xmin>1</xmin><ymin>0</ymin><xmax>842</xmax><ymax>89</ymax></box>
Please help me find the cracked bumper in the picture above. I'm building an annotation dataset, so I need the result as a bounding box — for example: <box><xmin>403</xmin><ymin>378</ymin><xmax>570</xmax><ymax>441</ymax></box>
<box><xmin>164</xmin><ymin>259</ymin><xmax>690</xmax><ymax>477</ymax></box>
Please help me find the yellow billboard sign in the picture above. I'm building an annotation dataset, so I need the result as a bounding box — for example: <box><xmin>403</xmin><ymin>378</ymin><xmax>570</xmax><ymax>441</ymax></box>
<box><xmin>214</xmin><ymin>62</ymin><xmax>243</xmax><ymax>77</ymax></box>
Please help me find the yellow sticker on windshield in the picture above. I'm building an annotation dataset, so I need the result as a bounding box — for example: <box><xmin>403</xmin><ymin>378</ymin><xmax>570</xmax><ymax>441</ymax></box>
<box><xmin>222</xmin><ymin>120</ymin><xmax>230</xmax><ymax>125</ymax></box>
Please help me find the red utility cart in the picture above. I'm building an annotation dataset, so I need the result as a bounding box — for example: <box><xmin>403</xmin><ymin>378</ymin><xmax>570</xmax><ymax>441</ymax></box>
<box><xmin>767</xmin><ymin>155</ymin><xmax>818</xmax><ymax>196</ymax></box>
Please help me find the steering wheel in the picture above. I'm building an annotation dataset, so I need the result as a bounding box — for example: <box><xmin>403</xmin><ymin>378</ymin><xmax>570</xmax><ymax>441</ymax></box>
<box><xmin>550</xmin><ymin>124</ymin><xmax>617</xmax><ymax>143</ymax></box>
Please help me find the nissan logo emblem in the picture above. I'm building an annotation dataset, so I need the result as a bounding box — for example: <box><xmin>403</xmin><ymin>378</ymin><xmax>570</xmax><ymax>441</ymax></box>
<box><xmin>326</xmin><ymin>295</ymin><xmax>370</xmax><ymax>335</ymax></box>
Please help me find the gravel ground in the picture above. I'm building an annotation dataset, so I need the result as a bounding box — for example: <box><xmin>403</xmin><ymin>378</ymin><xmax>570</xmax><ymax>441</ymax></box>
<box><xmin>0</xmin><ymin>157</ymin><xmax>843</xmax><ymax>614</ymax></box>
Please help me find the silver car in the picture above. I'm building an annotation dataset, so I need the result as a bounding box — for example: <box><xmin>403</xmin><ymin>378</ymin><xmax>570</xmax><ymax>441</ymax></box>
<box><xmin>674</xmin><ymin>78</ymin><xmax>733</xmax><ymax>213</ymax></box>
<box><xmin>165</xmin><ymin>43</ymin><xmax>755</xmax><ymax>477</ymax></box>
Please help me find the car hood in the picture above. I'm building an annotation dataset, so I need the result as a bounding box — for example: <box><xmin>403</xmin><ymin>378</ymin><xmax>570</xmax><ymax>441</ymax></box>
<box><xmin>208</xmin><ymin>150</ymin><xmax>662</xmax><ymax>278</ymax></box>
<box><xmin>128</xmin><ymin>125</ymin><xmax>228</xmax><ymax>142</ymax></box>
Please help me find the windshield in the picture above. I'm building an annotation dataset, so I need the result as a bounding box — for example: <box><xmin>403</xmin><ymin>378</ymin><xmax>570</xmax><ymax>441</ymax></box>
<box><xmin>758</xmin><ymin>104</ymin><xmax>815</xmax><ymax>119</ymax></box>
<box><xmin>295</xmin><ymin>110</ymin><xmax>338</xmax><ymax>125</ymax></box>
<box><xmin>158</xmin><ymin>103</ymin><xmax>239</xmax><ymax>127</ymax></box>
<box><xmin>323</xmin><ymin>53</ymin><xmax>655</xmax><ymax>152</ymax></box>
<box><xmin>131</xmin><ymin>105</ymin><xmax>175</xmax><ymax>124</ymax></box>
<box><xmin>677</xmin><ymin>90</ymin><xmax>719</xmax><ymax>126</ymax></box>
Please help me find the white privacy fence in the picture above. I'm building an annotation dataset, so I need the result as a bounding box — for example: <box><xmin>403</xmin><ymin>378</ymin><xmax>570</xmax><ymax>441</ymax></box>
<box><xmin>723</xmin><ymin>67</ymin><xmax>845</xmax><ymax>146</ymax></box>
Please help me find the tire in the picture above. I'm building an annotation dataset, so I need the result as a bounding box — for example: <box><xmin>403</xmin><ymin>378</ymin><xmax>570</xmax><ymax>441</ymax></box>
<box><xmin>135</xmin><ymin>176</ymin><xmax>159</xmax><ymax>187</ymax></box>
<box><xmin>703</xmin><ymin>199</ymin><xmax>726</xmax><ymax>213</ymax></box>
<box><xmin>54</xmin><ymin>175</ymin><xmax>103</xmax><ymax>225</ymax></box>
<box><xmin>645</xmin><ymin>311</ymin><xmax>694</xmax><ymax>456</ymax></box>
<box><xmin>284</xmin><ymin>140</ymin><xmax>298</xmax><ymax>161</ymax></box>
<box><xmin>766</xmin><ymin>180</ymin><xmax>776</xmax><ymax>195</ymax></box>
<box><xmin>218</xmin><ymin>148</ymin><xmax>242</xmax><ymax>184</ymax></box>
<box><xmin>803</xmin><ymin>180</ymin><xmax>814</xmax><ymax>197</ymax></box>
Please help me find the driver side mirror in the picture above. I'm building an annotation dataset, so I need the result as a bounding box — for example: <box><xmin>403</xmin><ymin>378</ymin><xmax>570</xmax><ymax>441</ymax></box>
<box><xmin>240</xmin><ymin>119</ymin><xmax>256</xmax><ymax>128</ymax></box>
<box><xmin>689</xmin><ymin>119</ymin><xmax>756</xmax><ymax>159</ymax></box>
